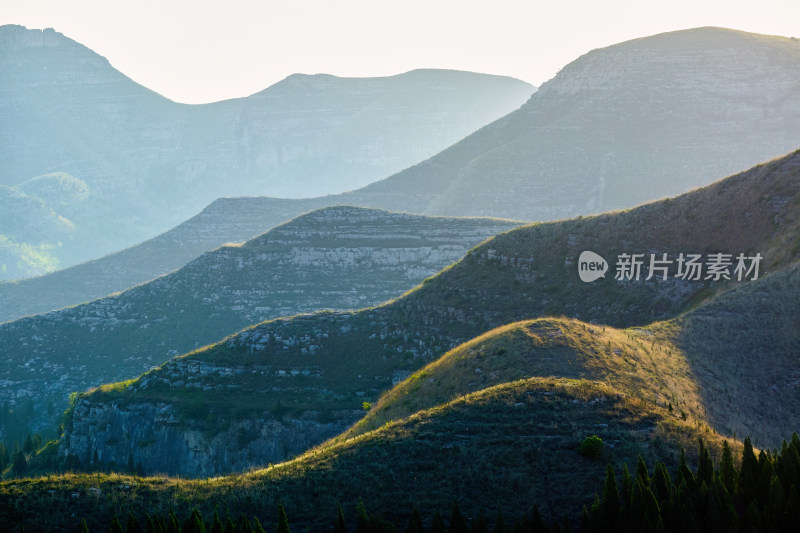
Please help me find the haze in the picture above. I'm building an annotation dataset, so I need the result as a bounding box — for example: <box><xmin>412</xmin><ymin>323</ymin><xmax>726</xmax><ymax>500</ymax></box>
<box><xmin>2</xmin><ymin>0</ymin><xmax>798</xmax><ymax>104</ymax></box>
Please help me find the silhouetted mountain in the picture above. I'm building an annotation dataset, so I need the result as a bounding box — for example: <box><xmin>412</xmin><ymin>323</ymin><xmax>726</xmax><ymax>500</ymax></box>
<box><xmin>0</xmin><ymin>24</ymin><xmax>533</xmax><ymax>279</ymax></box>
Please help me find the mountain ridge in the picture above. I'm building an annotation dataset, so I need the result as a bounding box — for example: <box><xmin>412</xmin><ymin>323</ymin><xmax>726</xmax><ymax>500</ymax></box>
<box><xmin>4</xmin><ymin>25</ymin><xmax>799</xmax><ymax>318</ymax></box>
<box><xmin>58</xmin><ymin>148</ymin><xmax>800</xmax><ymax>477</ymax></box>
<box><xmin>0</xmin><ymin>24</ymin><xmax>534</xmax><ymax>279</ymax></box>
<box><xmin>0</xmin><ymin>206</ymin><xmax>520</xmax><ymax>442</ymax></box>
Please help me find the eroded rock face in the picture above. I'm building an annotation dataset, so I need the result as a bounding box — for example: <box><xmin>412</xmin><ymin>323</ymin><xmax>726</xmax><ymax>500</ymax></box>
<box><xmin>1</xmin><ymin>206</ymin><xmax>519</xmax><ymax>440</ymax></box>
<box><xmin>64</xmin><ymin>397</ymin><xmax>358</xmax><ymax>477</ymax></box>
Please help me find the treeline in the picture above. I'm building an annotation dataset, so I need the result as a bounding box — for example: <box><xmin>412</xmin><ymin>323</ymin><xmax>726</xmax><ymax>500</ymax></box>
<box><xmin>83</xmin><ymin>500</ymin><xmax>548</xmax><ymax>533</ymax></box>
<box><xmin>580</xmin><ymin>436</ymin><xmax>800</xmax><ymax>532</ymax></box>
<box><xmin>0</xmin><ymin>433</ymin><xmax>45</xmax><ymax>478</ymax></box>
<box><xmin>41</xmin><ymin>434</ymin><xmax>800</xmax><ymax>532</ymax></box>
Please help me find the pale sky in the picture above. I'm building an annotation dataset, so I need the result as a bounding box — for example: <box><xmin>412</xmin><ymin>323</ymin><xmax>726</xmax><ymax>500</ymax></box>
<box><xmin>2</xmin><ymin>0</ymin><xmax>799</xmax><ymax>104</ymax></box>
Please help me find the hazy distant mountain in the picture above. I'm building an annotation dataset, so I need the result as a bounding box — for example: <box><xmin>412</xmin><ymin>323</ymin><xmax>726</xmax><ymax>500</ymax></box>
<box><xmin>0</xmin><ymin>24</ymin><xmax>533</xmax><ymax>279</ymax></box>
<box><xmin>0</xmin><ymin>207</ymin><xmax>518</xmax><ymax>440</ymax></box>
<box><xmin>0</xmin><ymin>197</ymin><xmax>326</xmax><ymax>323</ymax></box>
<box><xmin>5</xmin><ymin>26</ymin><xmax>799</xmax><ymax>318</ymax></box>
<box><xmin>345</xmin><ymin>27</ymin><xmax>800</xmax><ymax>219</ymax></box>
<box><xmin>60</xmin><ymin>148</ymin><xmax>800</xmax><ymax>477</ymax></box>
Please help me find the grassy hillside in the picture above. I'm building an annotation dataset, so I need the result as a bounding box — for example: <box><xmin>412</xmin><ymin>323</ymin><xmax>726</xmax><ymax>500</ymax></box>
<box><xmin>0</xmin><ymin>377</ymin><xmax>741</xmax><ymax>532</ymax></box>
<box><xmin>341</xmin><ymin>317</ymin><xmax>702</xmax><ymax>440</ymax></box>
<box><xmin>673</xmin><ymin>261</ymin><xmax>800</xmax><ymax>446</ymax></box>
<box><xmin>4</xmin><ymin>150</ymin><xmax>800</xmax><ymax>530</ymax></box>
<box><xmin>341</xmin><ymin>257</ymin><xmax>800</xmax><ymax>451</ymax></box>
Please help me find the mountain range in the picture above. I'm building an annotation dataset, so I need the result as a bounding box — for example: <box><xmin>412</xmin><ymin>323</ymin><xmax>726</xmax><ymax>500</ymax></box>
<box><xmin>4</xmin><ymin>26</ymin><xmax>798</xmax><ymax>320</ymax></box>
<box><xmin>60</xmin><ymin>147</ymin><xmax>800</xmax><ymax>478</ymax></box>
<box><xmin>5</xmin><ymin>147</ymin><xmax>793</xmax><ymax>532</ymax></box>
<box><xmin>1</xmin><ymin>25</ymin><xmax>800</xmax><ymax>533</ymax></box>
<box><xmin>0</xmin><ymin>207</ymin><xmax>519</xmax><ymax>442</ymax></box>
<box><xmin>0</xmin><ymin>24</ymin><xmax>534</xmax><ymax>279</ymax></box>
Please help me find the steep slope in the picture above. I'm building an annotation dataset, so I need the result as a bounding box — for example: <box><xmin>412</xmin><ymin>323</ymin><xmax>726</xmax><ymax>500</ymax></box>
<box><xmin>0</xmin><ymin>24</ymin><xmax>533</xmax><ymax>277</ymax></box>
<box><xmin>0</xmin><ymin>207</ymin><xmax>518</xmax><ymax>440</ymax></box>
<box><xmin>60</xmin><ymin>148</ymin><xmax>800</xmax><ymax>476</ymax></box>
<box><xmin>672</xmin><ymin>262</ymin><xmax>800</xmax><ymax>446</ymax></box>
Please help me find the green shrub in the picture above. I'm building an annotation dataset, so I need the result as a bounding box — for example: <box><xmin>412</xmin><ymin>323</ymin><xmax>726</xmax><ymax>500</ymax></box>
<box><xmin>578</xmin><ymin>435</ymin><xmax>604</xmax><ymax>459</ymax></box>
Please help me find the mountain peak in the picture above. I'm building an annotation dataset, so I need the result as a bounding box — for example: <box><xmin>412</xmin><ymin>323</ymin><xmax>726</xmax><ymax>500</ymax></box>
<box><xmin>536</xmin><ymin>26</ymin><xmax>800</xmax><ymax>98</ymax></box>
<box><xmin>0</xmin><ymin>24</ymin><xmax>79</xmax><ymax>50</ymax></box>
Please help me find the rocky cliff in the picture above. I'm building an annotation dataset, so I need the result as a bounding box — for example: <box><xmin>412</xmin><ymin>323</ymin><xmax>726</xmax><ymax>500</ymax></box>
<box><xmin>0</xmin><ymin>207</ymin><xmax>518</xmax><ymax>440</ymax></box>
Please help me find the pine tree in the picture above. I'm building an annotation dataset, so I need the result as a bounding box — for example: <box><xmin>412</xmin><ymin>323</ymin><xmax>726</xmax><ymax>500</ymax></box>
<box><xmin>448</xmin><ymin>502</ymin><xmax>468</xmax><ymax>533</ymax></box>
<box><xmin>127</xmin><ymin>511</ymin><xmax>143</xmax><ymax>533</ymax></box>
<box><xmin>79</xmin><ymin>518</ymin><xmax>90</xmax><ymax>533</ymax></box>
<box><xmin>651</xmin><ymin>462</ymin><xmax>672</xmax><ymax>506</ymax></box>
<box><xmin>110</xmin><ymin>515</ymin><xmax>125</xmax><ymax>533</ymax></box>
<box><xmin>636</xmin><ymin>455</ymin><xmax>650</xmax><ymax>486</ymax></box>
<box><xmin>0</xmin><ymin>442</ymin><xmax>7</xmax><ymax>470</ymax></box>
<box><xmin>696</xmin><ymin>439</ymin><xmax>713</xmax><ymax>487</ymax></box>
<box><xmin>252</xmin><ymin>516</ymin><xmax>267</xmax><ymax>533</ymax></box>
<box><xmin>740</xmin><ymin>436</ymin><xmax>760</xmax><ymax>502</ymax></box>
<box><xmin>676</xmin><ymin>449</ymin><xmax>695</xmax><ymax>492</ymax></box>
<box><xmin>601</xmin><ymin>464</ymin><xmax>620</xmax><ymax>529</ymax></box>
<box><xmin>12</xmin><ymin>450</ymin><xmax>27</xmax><ymax>476</ymax></box>
<box><xmin>238</xmin><ymin>515</ymin><xmax>253</xmax><ymax>533</ymax></box>
<box><xmin>183</xmin><ymin>508</ymin><xmax>206</xmax><ymax>533</ymax></box>
<box><xmin>355</xmin><ymin>500</ymin><xmax>372</xmax><ymax>533</ymax></box>
<box><xmin>717</xmin><ymin>441</ymin><xmax>738</xmax><ymax>497</ymax></box>
<box><xmin>23</xmin><ymin>434</ymin><xmax>33</xmax><ymax>454</ymax></box>
<box><xmin>276</xmin><ymin>503</ymin><xmax>290</xmax><ymax>533</ymax></box>
<box><xmin>430</xmin><ymin>510</ymin><xmax>446</xmax><ymax>533</ymax></box>
<box><xmin>167</xmin><ymin>509</ymin><xmax>181</xmax><ymax>533</ymax></box>
<box><xmin>145</xmin><ymin>514</ymin><xmax>158</xmax><ymax>533</ymax></box>
<box><xmin>621</xmin><ymin>463</ymin><xmax>632</xmax><ymax>505</ymax></box>
<box><xmin>404</xmin><ymin>506</ymin><xmax>423</xmax><ymax>533</ymax></box>
<box><xmin>210</xmin><ymin>511</ymin><xmax>225</xmax><ymax>533</ymax></box>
